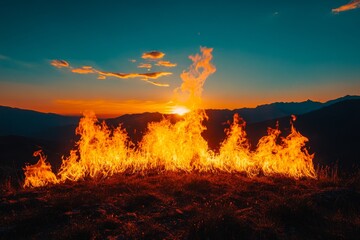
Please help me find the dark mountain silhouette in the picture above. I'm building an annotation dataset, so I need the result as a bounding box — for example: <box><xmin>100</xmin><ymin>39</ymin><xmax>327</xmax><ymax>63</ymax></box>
<box><xmin>231</xmin><ymin>94</ymin><xmax>360</xmax><ymax>123</ymax></box>
<box><xmin>0</xmin><ymin>106</ymin><xmax>80</xmax><ymax>139</ymax></box>
<box><xmin>105</xmin><ymin>112</ymin><xmax>165</xmax><ymax>144</ymax></box>
<box><xmin>0</xmin><ymin>135</ymin><xmax>74</xmax><ymax>181</ymax></box>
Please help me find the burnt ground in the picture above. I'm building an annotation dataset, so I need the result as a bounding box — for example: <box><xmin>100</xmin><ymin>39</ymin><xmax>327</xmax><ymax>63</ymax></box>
<box><xmin>1</xmin><ymin>173</ymin><xmax>360</xmax><ymax>240</ymax></box>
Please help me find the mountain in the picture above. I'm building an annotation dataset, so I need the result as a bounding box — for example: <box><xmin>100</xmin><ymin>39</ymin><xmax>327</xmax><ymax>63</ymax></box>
<box><xmin>0</xmin><ymin>106</ymin><xmax>80</xmax><ymax>139</ymax></box>
<box><xmin>231</xmin><ymin>95</ymin><xmax>360</xmax><ymax>123</ymax></box>
<box><xmin>1</xmin><ymin>95</ymin><xmax>359</xmax><ymax>141</ymax></box>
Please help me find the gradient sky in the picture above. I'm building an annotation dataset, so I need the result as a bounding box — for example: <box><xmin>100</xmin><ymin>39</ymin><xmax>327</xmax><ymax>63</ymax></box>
<box><xmin>0</xmin><ymin>0</ymin><xmax>359</xmax><ymax>117</ymax></box>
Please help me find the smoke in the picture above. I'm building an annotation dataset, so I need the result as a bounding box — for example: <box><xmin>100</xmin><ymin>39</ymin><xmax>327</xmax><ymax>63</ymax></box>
<box><xmin>178</xmin><ymin>47</ymin><xmax>216</xmax><ymax>108</ymax></box>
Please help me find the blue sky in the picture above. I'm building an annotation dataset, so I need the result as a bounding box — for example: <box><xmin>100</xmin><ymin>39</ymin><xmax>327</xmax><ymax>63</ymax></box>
<box><xmin>0</xmin><ymin>0</ymin><xmax>359</xmax><ymax>116</ymax></box>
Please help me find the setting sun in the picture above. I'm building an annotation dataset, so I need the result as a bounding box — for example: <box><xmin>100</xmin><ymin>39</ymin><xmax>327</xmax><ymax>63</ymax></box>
<box><xmin>171</xmin><ymin>106</ymin><xmax>190</xmax><ymax>116</ymax></box>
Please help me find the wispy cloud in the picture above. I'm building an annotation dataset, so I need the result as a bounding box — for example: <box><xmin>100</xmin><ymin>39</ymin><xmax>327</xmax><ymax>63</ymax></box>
<box><xmin>0</xmin><ymin>54</ymin><xmax>35</xmax><ymax>68</ymax></box>
<box><xmin>156</xmin><ymin>60</ymin><xmax>177</xmax><ymax>68</ymax></box>
<box><xmin>332</xmin><ymin>0</ymin><xmax>360</xmax><ymax>13</ymax></box>
<box><xmin>137</xmin><ymin>63</ymin><xmax>152</xmax><ymax>69</ymax></box>
<box><xmin>0</xmin><ymin>54</ymin><xmax>10</xmax><ymax>61</ymax></box>
<box><xmin>54</xmin><ymin>98</ymin><xmax>168</xmax><ymax>117</ymax></box>
<box><xmin>141</xmin><ymin>51</ymin><xmax>165</xmax><ymax>59</ymax></box>
<box><xmin>50</xmin><ymin>60</ymin><xmax>70</xmax><ymax>68</ymax></box>
<box><xmin>71</xmin><ymin>66</ymin><xmax>94</xmax><ymax>74</ymax></box>
<box><xmin>95</xmin><ymin>70</ymin><xmax>171</xmax><ymax>86</ymax></box>
<box><xmin>50</xmin><ymin>59</ymin><xmax>171</xmax><ymax>87</ymax></box>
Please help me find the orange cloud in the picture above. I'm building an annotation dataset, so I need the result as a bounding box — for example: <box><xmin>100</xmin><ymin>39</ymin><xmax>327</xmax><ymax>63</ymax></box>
<box><xmin>137</xmin><ymin>63</ymin><xmax>152</xmax><ymax>69</ymax></box>
<box><xmin>142</xmin><ymin>51</ymin><xmax>165</xmax><ymax>59</ymax></box>
<box><xmin>95</xmin><ymin>70</ymin><xmax>171</xmax><ymax>80</ymax></box>
<box><xmin>156</xmin><ymin>60</ymin><xmax>177</xmax><ymax>67</ymax></box>
<box><xmin>50</xmin><ymin>59</ymin><xmax>171</xmax><ymax>87</ymax></box>
<box><xmin>54</xmin><ymin>99</ymin><xmax>169</xmax><ymax>117</ymax></box>
<box><xmin>144</xmin><ymin>80</ymin><xmax>170</xmax><ymax>87</ymax></box>
<box><xmin>332</xmin><ymin>0</ymin><xmax>360</xmax><ymax>13</ymax></box>
<box><xmin>71</xmin><ymin>66</ymin><xmax>94</xmax><ymax>74</ymax></box>
<box><xmin>51</xmin><ymin>60</ymin><xmax>69</xmax><ymax>68</ymax></box>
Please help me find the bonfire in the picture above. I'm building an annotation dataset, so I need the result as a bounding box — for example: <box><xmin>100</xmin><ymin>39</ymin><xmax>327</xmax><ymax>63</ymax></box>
<box><xmin>23</xmin><ymin>47</ymin><xmax>316</xmax><ymax>188</ymax></box>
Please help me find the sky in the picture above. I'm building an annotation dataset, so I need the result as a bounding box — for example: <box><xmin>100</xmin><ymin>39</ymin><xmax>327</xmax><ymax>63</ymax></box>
<box><xmin>0</xmin><ymin>0</ymin><xmax>360</xmax><ymax>117</ymax></box>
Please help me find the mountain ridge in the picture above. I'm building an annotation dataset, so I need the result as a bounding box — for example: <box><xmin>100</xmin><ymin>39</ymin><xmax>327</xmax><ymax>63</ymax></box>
<box><xmin>1</xmin><ymin>95</ymin><xmax>359</xmax><ymax>140</ymax></box>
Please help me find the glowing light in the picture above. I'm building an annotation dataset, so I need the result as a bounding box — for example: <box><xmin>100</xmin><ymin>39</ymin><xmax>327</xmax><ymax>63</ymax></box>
<box><xmin>171</xmin><ymin>106</ymin><xmax>190</xmax><ymax>116</ymax></box>
<box><xmin>23</xmin><ymin>47</ymin><xmax>316</xmax><ymax>188</ymax></box>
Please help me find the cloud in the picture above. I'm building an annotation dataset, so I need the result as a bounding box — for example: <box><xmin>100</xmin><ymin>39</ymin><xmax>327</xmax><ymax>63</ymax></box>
<box><xmin>0</xmin><ymin>54</ymin><xmax>9</xmax><ymax>61</ymax></box>
<box><xmin>50</xmin><ymin>60</ymin><xmax>70</xmax><ymax>68</ymax></box>
<box><xmin>50</xmin><ymin>59</ymin><xmax>171</xmax><ymax>87</ymax></box>
<box><xmin>141</xmin><ymin>51</ymin><xmax>165</xmax><ymax>59</ymax></box>
<box><xmin>144</xmin><ymin>80</ymin><xmax>170</xmax><ymax>87</ymax></box>
<box><xmin>54</xmin><ymin>98</ymin><xmax>169</xmax><ymax>117</ymax></box>
<box><xmin>155</xmin><ymin>60</ymin><xmax>177</xmax><ymax>68</ymax></box>
<box><xmin>95</xmin><ymin>70</ymin><xmax>171</xmax><ymax>80</ymax></box>
<box><xmin>332</xmin><ymin>0</ymin><xmax>360</xmax><ymax>13</ymax></box>
<box><xmin>137</xmin><ymin>63</ymin><xmax>152</xmax><ymax>69</ymax></box>
<box><xmin>95</xmin><ymin>70</ymin><xmax>171</xmax><ymax>87</ymax></box>
<box><xmin>71</xmin><ymin>66</ymin><xmax>94</xmax><ymax>74</ymax></box>
<box><xmin>129</xmin><ymin>59</ymin><xmax>137</xmax><ymax>63</ymax></box>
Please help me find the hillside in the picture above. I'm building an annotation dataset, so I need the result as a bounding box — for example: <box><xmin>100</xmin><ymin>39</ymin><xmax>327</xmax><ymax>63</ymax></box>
<box><xmin>2</xmin><ymin>173</ymin><xmax>360</xmax><ymax>239</ymax></box>
<box><xmin>0</xmin><ymin>106</ymin><xmax>79</xmax><ymax>139</ymax></box>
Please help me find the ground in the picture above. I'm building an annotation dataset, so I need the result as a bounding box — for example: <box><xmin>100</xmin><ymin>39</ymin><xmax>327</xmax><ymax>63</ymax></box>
<box><xmin>1</xmin><ymin>173</ymin><xmax>360</xmax><ymax>240</ymax></box>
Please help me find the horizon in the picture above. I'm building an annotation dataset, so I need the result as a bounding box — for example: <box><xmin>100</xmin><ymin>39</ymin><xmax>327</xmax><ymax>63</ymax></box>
<box><xmin>1</xmin><ymin>1</ymin><xmax>360</xmax><ymax>116</ymax></box>
<box><xmin>1</xmin><ymin>94</ymin><xmax>358</xmax><ymax>119</ymax></box>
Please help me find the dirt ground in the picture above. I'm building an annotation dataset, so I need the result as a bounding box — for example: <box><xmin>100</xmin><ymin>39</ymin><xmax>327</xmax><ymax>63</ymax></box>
<box><xmin>1</xmin><ymin>173</ymin><xmax>360</xmax><ymax>240</ymax></box>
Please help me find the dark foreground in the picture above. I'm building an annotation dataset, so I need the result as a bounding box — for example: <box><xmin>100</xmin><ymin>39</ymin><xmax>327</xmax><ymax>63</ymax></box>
<box><xmin>1</xmin><ymin>173</ymin><xmax>360</xmax><ymax>240</ymax></box>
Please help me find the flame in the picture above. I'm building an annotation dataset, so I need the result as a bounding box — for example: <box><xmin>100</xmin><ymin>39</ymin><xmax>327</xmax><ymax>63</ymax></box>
<box><xmin>23</xmin><ymin>150</ymin><xmax>59</xmax><ymax>188</ymax></box>
<box><xmin>23</xmin><ymin>47</ymin><xmax>316</xmax><ymax>188</ymax></box>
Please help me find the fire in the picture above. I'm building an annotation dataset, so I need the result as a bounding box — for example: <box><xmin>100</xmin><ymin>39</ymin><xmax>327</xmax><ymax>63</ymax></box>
<box><xmin>23</xmin><ymin>47</ymin><xmax>316</xmax><ymax>188</ymax></box>
<box><xmin>23</xmin><ymin>150</ymin><xmax>59</xmax><ymax>188</ymax></box>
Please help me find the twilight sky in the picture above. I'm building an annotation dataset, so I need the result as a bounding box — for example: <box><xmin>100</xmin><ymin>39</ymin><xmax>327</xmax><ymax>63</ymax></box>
<box><xmin>0</xmin><ymin>0</ymin><xmax>359</xmax><ymax>117</ymax></box>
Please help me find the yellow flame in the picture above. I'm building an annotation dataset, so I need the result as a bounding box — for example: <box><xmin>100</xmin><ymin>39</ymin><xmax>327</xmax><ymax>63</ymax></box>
<box><xmin>23</xmin><ymin>150</ymin><xmax>59</xmax><ymax>188</ymax></box>
<box><xmin>23</xmin><ymin>47</ymin><xmax>316</xmax><ymax>188</ymax></box>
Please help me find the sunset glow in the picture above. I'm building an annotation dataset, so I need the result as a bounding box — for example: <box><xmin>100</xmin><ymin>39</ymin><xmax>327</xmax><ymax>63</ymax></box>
<box><xmin>171</xmin><ymin>106</ymin><xmax>190</xmax><ymax>116</ymax></box>
<box><xmin>23</xmin><ymin>47</ymin><xmax>316</xmax><ymax>188</ymax></box>
<box><xmin>1</xmin><ymin>1</ymin><xmax>359</xmax><ymax>117</ymax></box>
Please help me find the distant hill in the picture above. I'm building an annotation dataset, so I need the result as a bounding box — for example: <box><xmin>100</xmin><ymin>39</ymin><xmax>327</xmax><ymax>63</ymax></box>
<box><xmin>0</xmin><ymin>106</ymin><xmax>80</xmax><ymax>139</ymax></box>
<box><xmin>231</xmin><ymin>95</ymin><xmax>360</xmax><ymax>123</ymax></box>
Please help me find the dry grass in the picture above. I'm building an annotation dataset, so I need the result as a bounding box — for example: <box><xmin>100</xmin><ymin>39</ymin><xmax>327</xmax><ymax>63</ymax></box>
<box><xmin>1</xmin><ymin>172</ymin><xmax>360</xmax><ymax>239</ymax></box>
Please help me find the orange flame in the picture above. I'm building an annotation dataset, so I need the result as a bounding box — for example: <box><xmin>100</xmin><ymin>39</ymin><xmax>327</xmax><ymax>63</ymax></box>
<box><xmin>23</xmin><ymin>47</ymin><xmax>316</xmax><ymax>188</ymax></box>
<box><xmin>23</xmin><ymin>150</ymin><xmax>58</xmax><ymax>188</ymax></box>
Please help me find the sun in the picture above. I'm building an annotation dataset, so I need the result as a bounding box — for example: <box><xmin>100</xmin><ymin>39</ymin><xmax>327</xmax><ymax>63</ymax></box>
<box><xmin>171</xmin><ymin>106</ymin><xmax>190</xmax><ymax>116</ymax></box>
